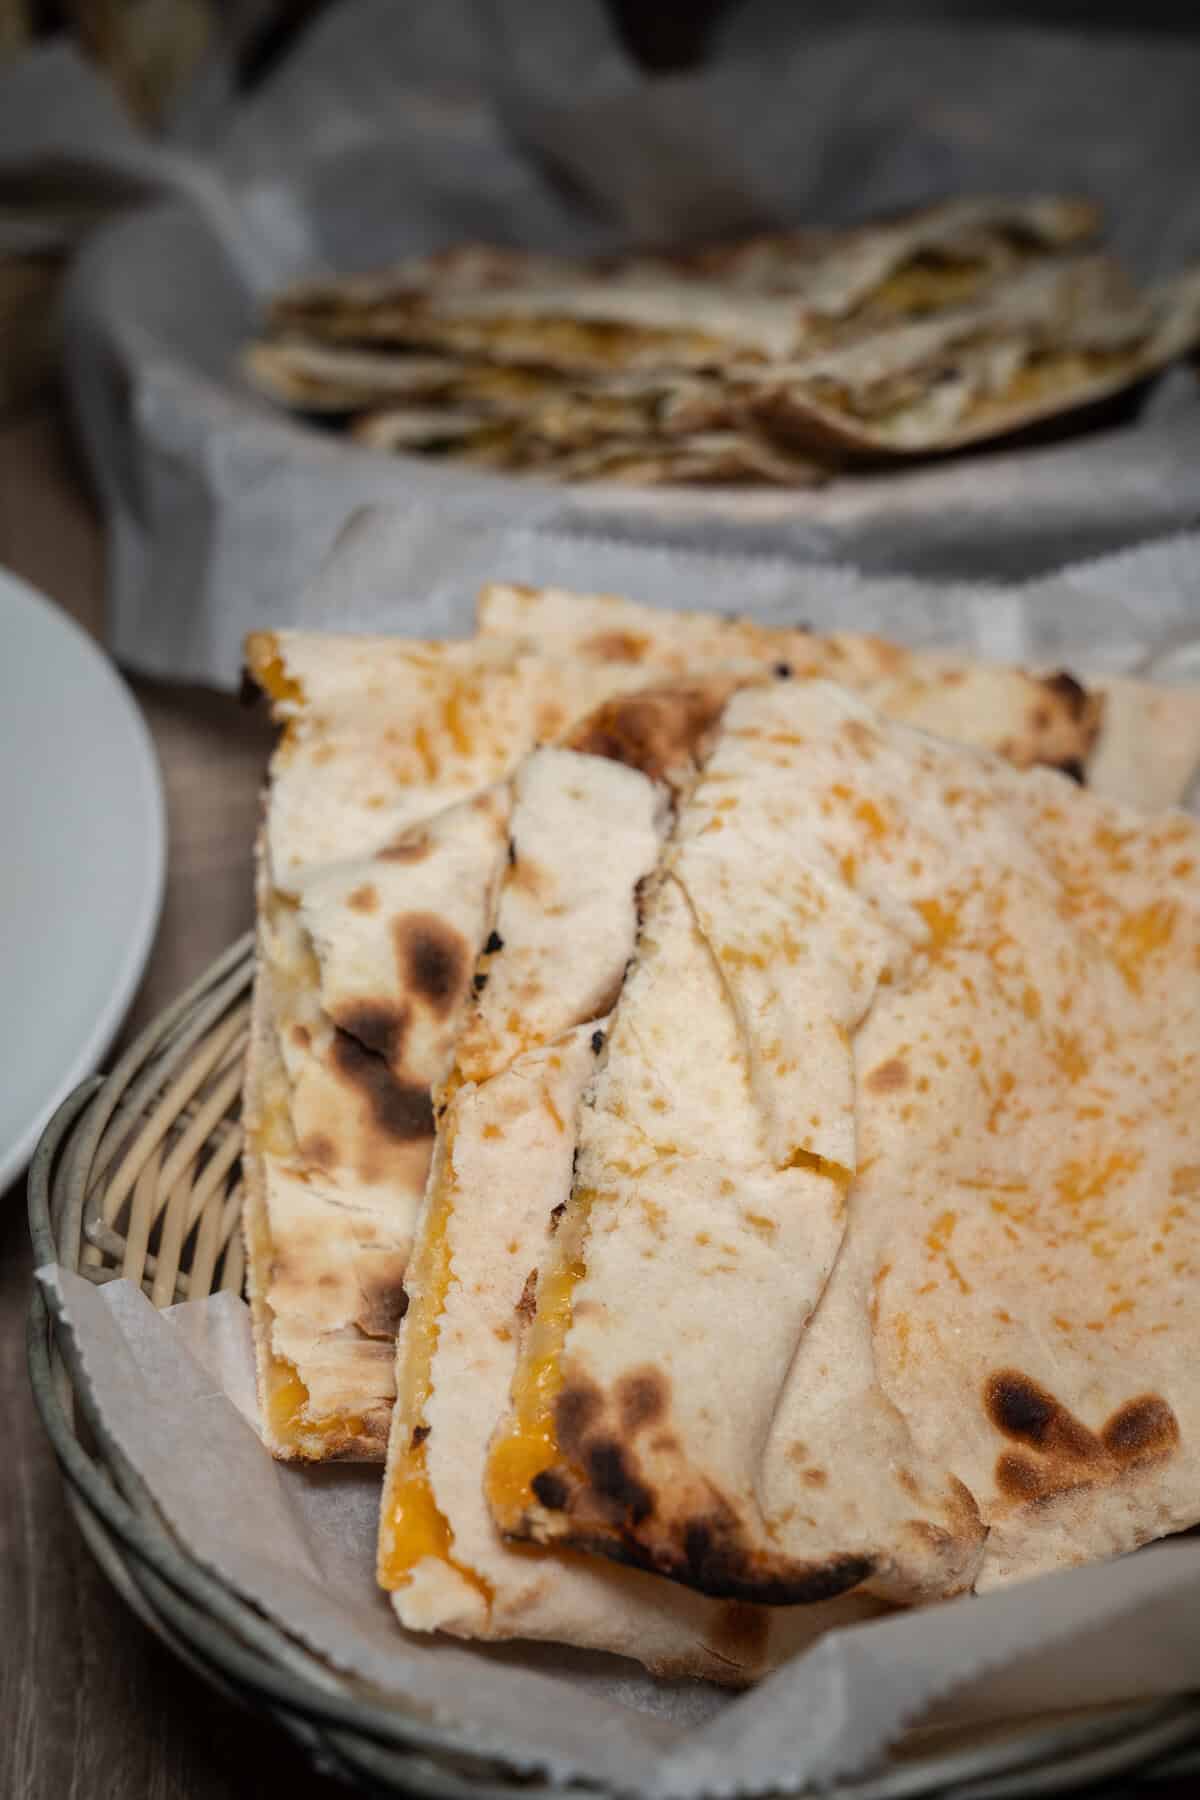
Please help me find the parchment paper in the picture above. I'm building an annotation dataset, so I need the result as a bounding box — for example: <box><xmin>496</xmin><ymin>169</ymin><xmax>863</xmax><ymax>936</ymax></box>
<box><xmin>39</xmin><ymin>1267</ymin><xmax>1200</xmax><ymax>1798</ymax></box>
<box><xmin>3</xmin><ymin>1</ymin><xmax>1200</xmax><ymax>686</ymax></box>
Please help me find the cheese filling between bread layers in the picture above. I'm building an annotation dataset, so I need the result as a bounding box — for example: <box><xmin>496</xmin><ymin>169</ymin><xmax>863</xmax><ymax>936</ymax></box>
<box><xmin>377</xmin><ymin>1118</ymin><xmax>492</xmax><ymax>1599</ymax></box>
<box><xmin>815</xmin><ymin>342</ymin><xmax>1139</xmax><ymax>439</ymax></box>
<box><xmin>485</xmin><ymin>1204</ymin><xmax>592</xmax><ymax>1529</ymax></box>
<box><xmin>250</xmin><ymin>897</ymin><xmax>374</xmax><ymax>1453</ymax></box>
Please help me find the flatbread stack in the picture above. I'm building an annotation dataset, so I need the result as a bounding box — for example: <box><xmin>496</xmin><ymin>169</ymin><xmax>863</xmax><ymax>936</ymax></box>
<box><xmin>243</xmin><ymin>197</ymin><xmax>1200</xmax><ymax>484</ymax></box>
<box><xmin>242</xmin><ymin>584</ymin><xmax>1200</xmax><ymax>1686</ymax></box>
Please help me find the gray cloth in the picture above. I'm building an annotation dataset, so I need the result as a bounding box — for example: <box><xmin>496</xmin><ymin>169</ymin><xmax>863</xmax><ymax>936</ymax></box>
<box><xmin>3</xmin><ymin>3</ymin><xmax>1199</xmax><ymax>685</ymax></box>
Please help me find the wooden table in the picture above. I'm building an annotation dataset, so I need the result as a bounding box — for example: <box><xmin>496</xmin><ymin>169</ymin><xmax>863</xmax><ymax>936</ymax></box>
<box><xmin>2</xmin><ymin>401</ymin><xmax>1197</xmax><ymax>1800</ymax></box>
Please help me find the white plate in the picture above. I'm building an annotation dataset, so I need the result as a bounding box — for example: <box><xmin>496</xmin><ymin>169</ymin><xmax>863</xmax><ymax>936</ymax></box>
<box><xmin>0</xmin><ymin>567</ymin><xmax>164</xmax><ymax>1194</ymax></box>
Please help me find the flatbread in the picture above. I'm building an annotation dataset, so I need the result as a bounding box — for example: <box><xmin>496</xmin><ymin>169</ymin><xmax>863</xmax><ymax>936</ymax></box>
<box><xmin>628</xmin><ymin>195</ymin><xmax>1099</xmax><ymax>309</ymax></box>
<box><xmin>244</xmin><ymin>339</ymin><xmax>710</xmax><ymax>437</ymax></box>
<box><xmin>242</xmin><ymin>342</ymin><xmax>472</xmax><ymax>413</ymax></box>
<box><xmin>478</xmin><ymin>582</ymin><xmax>1105</xmax><ymax>783</ymax></box>
<box><xmin>378</xmin><ymin>739</ymin><xmax>885</xmax><ymax>1678</ymax></box>
<box><xmin>241</xmin><ymin>632</ymin><xmax>766</xmax><ymax>1458</ymax></box>
<box><xmin>489</xmin><ymin>680</ymin><xmax>1200</xmax><ymax>1602</ymax></box>
<box><xmin>746</xmin><ymin>261</ymin><xmax>1200</xmax><ymax>456</ymax></box>
<box><xmin>243</xmin><ymin>787</ymin><xmax>510</xmax><ymax>1459</ymax></box>
<box><xmin>265</xmin><ymin>197</ymin><xmax>1099</xmax><ymax>375</ymax></box>
<box><xmin>241</xmin><ymin>629</ymin><xmax>652</xmax><ymax>1459</ymax></box>
<box><xmin>349</xmin><ymin>412</ymin><xmax>825</xmax><ymax>485</ymax></box>
<box><xmin>479</xmin><ymin>583</ymin><xmax>1200</xmax><ymax>808</ymax></box>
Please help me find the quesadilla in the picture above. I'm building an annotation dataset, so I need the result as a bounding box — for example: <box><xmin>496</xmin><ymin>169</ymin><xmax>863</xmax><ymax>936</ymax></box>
<box><xmin>241</xmin><ymin>627</ymin><xmax>670</xmax><ymax>1459</ymax></box>
<box><xmin>629</xmin><ymin>195</ymin><xmax>1100</xmax><ymax>312</ymax></box>
<box><xmin>479</xmin><ymin>582</ymin><xmax>1200</xmax><ymax>809</ymax></box>
<box><xmin>488</xmin><ymin>680</ymin><xmax>1200</xmax><ymax>1601</ymax></box>
<box><xmin>243</xmin><ymin>628</ymin><xmax>786</xmax><ymax>1459</ymax></box>
<box><xmin>265</xmin><ymin>197</ymin><xmax>1099</xmax><ymax>375</ymax></box>
<box><xmin>378</xmin><ymin>721</ymin><xmax>885</xmax><ymax>1676</ymax></box>
<box><xmin>746</xmin><ymin>262</ymin><xmax>1200</xmax><ymax>457</ymax></box>
<box><xmin>351</xmin><ymin>413</ymin><xmax>825</xmax><ymax>485</ymax></box>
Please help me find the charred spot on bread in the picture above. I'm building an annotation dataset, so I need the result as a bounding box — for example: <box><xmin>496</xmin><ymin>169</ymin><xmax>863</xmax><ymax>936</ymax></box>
<box><xmin>331</xmin><ymin>999</ymin><xmax>410</xmax><ymax>1067</ymax></box>
<box><xmin>329</xmin><ymin>1031</ymin><xmax>436</xmax><ymax>1141</ymax></box>
<box><xmin>1101</xmin><ymin>1395</ymin><xmax>1180</xmax><ymax>1464</ymax></box>
<box><xmin>585</xmin><ymin>1438</ymin><xmax>655</xmax><ymax>1524</ymax></box>
<box><xmin>531</xmin><ymin>1469</ymin><xmax>570</xmax><ymax>1510</ymax></box>
<box><xmin>393</xmin><ymin>913</ymin><xmax>469</xmax><ymax>1017</ymax></box>
<box><xmin>617</xmin><ymin>1368</ymin><xmax>668</xmax><ymax>1433</ymax></box>
<box><xmin>984</xmin><ymin>1370</ymin><xmax>1100</xmax><ymax>1464</ymax></box>
<box><xmin>1042</xmin><ymin>670</ymin><xmax>1090</xmax><ymax>719</ymax></box>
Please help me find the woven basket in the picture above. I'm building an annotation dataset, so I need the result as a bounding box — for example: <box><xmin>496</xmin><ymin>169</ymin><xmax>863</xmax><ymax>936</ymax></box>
<box><xmin>26</xmin><ymin>938</ymin><xmax>1200</xmax><ymax>1798</ymax></box>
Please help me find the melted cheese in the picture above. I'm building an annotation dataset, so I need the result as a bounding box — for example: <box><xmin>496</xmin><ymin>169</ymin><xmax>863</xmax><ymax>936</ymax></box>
<box><xmin>485</xmin><ymin>1244</ymin><xmax>588</xmax><ymax>1528</ymax></box>
<box><xmin>266</xmin><ymin>1357</ymin><xmax>366</xmax><ymax>1446</ymax></box>
<box><xmin>245</xmin><ymin>631</ymin><xmax>306</xmax><ymax>708</ymax></box>
<box><xmin>866</xmin><ymin>259</ymin><xmax>986</xmax><ymax>318</ymax></box>
<box><xmin>378</xmin><ymin>1132</ymin><xmax>491</xmax><ymax>1599</ymax></box>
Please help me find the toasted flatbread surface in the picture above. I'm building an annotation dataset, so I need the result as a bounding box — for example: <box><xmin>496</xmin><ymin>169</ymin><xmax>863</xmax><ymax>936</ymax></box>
<box><xmin>480</xmin><ymin>583</ymin><xmax>1200</xmax><ymax>809</ymax></box>
<box><xmin>378</xmin><ymin>742</ymin><xmax>886</xmax><ymax>1677</ymax></box>
<box><xmin>489</xmin><ymin>681</ymin><xmax>1200</xmax><ymax>1601</ymax></box>
<box><xmin>479</xmin><ymin>582</ymin><xmax>1107</xmax><ymax>783</ymax></box>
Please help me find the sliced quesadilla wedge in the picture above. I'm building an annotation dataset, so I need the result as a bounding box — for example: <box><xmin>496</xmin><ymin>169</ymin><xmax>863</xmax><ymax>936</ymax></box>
<box><xmin>350</xmin><ymin>417</ymin><xmax>825</xmax><ymax>485</ymax></box>
<box><xmin>747</xmin><ymin>261</ymin><xmax>1200</xmax><ymax>456</ymax></box>
<box><xmin>241</xmin><ymin>628</ymin><xmax>669</xmax><ymax>1459</ymax></box>
<box><xmin>479</xmin><ymin>583</ymin><xmax>1200</xmax><ymax>809</ymax></box>
<box><xmin>265</xmin><ymin>196</ymin><xmax>1098</xmax><ymax>375</ymax></box>
<box><xmin>486</xmin><ymin>680</ymin><xmax>987</xmax><ymax>1602</ymax></box>
<box><xmin>379</xmin><ymin>718</ymin><xmax>886</xmax><ymax>1676</ymax></box>
<box><xmin>242</xmin><ymin>342</ymin><xmax>474</xmax><ymax>414</ymax></box>
<box><xmin>490</xmin><ymin>681</ymin><xmax>1200</xmax><ymax>1601</ymax></box>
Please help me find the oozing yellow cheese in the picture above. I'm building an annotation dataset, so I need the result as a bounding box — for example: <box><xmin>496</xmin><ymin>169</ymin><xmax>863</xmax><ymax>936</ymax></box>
<box><xmin>966</xmin><ymin>346</ymin><xmax>1137</xmax><ymax>426</ymax></box>
<box><xmin>266</xmin><ymin>1357</ymin><xmax>366</xmax><ymax>1447</ymax></box>
<box><xmin>245</xmin><ymin>631</ymin><xmax>306</xmax><ymax>707</ymax></box>
<box><xmin>485</xmin><ymin>1244</ymin><xmax>588</xmax><ymax>1529</ymax></box>
<box><xmin>867</xmin><ymin>259</ymin><xmax>986</xmax><ymax>318</ymax></box>
<box><xmin>378</xmin><ymin>1130</ymin><xmax>491</xmax><ymax>1600</ymax></box>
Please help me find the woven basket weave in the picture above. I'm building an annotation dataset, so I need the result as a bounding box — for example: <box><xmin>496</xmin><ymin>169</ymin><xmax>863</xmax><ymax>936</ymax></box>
<box><xmin>26</xmin><ymin>937</ymin><xmax>1200</xmax><ymax>1797</ymax></box>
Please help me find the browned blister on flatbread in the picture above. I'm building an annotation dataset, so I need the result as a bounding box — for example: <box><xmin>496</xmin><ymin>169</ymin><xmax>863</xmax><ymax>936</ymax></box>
<box><xmin>490</xmin><ymin>680</ymin><xmax>1200</xmax><ymax>1602</ymax></box>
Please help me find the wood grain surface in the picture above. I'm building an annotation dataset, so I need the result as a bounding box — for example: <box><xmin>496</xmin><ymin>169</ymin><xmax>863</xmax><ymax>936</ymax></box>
<box><xmin>1</xmin><ymin>400</ymin><xmax>1197</xmax><ymax>1800</ymax></box>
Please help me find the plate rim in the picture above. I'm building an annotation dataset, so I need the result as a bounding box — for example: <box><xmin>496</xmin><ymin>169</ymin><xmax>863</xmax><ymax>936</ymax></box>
<box><xmin>0</xmin><ymin>565</ymin><xmax>165</xmax><ymax>1193</ymax></box>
